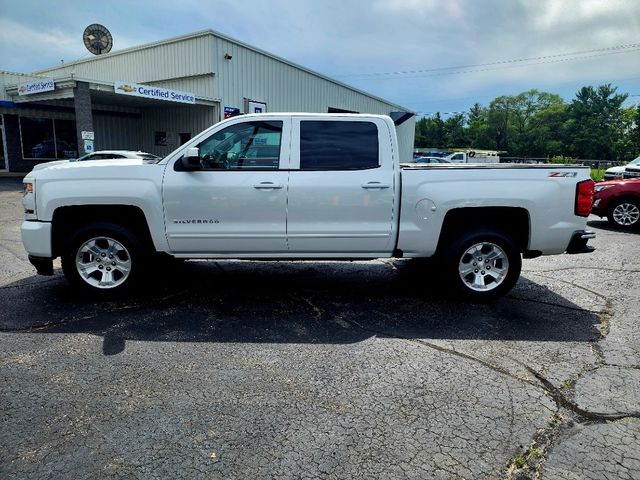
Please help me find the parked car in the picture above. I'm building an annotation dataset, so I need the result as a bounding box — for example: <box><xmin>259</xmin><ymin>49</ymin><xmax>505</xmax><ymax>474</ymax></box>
<box><xmin>622</xmin><ymin>156</ymin><xmax>640</xmax><ymax>179</ymax></box>
<box><xmin>32</xmin><ymin>150</ymin><xmax>160</xmax><ymax>171</ymax></box>
<box><xmin>603</xmin><ymin>155</ymin><xmax>640</xmax><ymax>180</ymax></box>
<box><xmin>21</xmin><ymin>113</ymin><xmax>595</xmax><ymax>301</ymax></box>
<box><xmin>415</xmin><ymin>156</ymin><xmax>452</xmax><ymax>164</ymax></box>
<box><xmin>592</xmin><ymin>178</ymin><xmax>640</xmax><ymax>229</ymax></box>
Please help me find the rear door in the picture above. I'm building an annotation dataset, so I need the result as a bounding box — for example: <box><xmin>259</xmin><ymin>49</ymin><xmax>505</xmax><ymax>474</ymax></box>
<box><xmin>286</xmin><ymin>117</ymin><xmax>396</xmax><ymax>255</ymax></box>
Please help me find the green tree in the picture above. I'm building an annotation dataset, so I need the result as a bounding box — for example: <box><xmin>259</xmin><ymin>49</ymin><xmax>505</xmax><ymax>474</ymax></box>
<box><xmin>565</xmin><ymin>84</ymin><xmax>628</xmax><ymax>159</ymax></box>
<box><xmin>414</xmin><ymin>84</ymin><xmax>635</xmax><ymax>160</ymax></box>
<box><xmin>443</xmin><ymin>113</ymin><xmax>467</xmax><ymax>148</ymax></box>
<box><xmin>415</xmin><ymin>113</ymin><xmax>446</xmax><ymax>148</ymax></box>
<box><xmin>466</xmin><ymin>103</ymin><xmax>493</xmax><ymax>149</ymax></box>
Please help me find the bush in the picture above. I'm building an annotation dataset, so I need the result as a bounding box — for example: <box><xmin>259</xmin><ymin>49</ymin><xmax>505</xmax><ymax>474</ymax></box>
<box><xmin>591</xmin><ymin>168</ymin><xmax>605</xmax><ymax>182</ymax></box>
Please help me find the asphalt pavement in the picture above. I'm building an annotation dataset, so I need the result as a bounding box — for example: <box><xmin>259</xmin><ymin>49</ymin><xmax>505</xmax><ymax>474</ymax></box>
<box><xmin>0</xmin><ymin>177</ymin><xmax>638</xmax><ymax>479</ymax></box>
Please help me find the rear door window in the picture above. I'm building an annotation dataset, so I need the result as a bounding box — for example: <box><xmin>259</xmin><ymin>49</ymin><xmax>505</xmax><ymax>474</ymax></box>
<box><xmin>299</xmin><ymin>121</ymin><xmax>379</xmax><ymax>170</ymax></box>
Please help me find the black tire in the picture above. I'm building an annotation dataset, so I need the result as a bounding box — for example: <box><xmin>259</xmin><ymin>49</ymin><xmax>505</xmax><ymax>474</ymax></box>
<box><xmin>444</xmin><ymin>228</ymin><xmax>522</xmax><ymax>302</ymax></box>
<box><xmin>61</xmin><ymin>222</ymin><xmax>148</xmax><ymax>294</ymax></box>
<box><xmin>606</xmin><ymin>198</ymin><xmax>640</xmax><ymax>230</ymax></box>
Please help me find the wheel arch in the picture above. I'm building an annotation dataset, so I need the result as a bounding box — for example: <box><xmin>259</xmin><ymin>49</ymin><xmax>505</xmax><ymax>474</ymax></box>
<box><xmin>608</xmin><ymin>194</ymin><xmax>640</xmax><ymax>209</ymax></box>
<box><xmin>435</xmin><ymin>207</ymin><xmax>531</xmax><ymax>256</ymax></box>
<box><xmin>52</xmin><ymin>205</ymin><xmax>157</xmax><ymax>258</ymax></box>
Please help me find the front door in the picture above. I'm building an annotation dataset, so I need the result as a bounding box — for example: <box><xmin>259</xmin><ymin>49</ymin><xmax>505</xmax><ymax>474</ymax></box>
<box><xmin>163</xmin><ymin>118</ymin><xmax>290</xmax><ymax>254</ymax></box>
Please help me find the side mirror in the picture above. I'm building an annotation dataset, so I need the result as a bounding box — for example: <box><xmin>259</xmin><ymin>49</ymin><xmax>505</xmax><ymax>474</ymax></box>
<box><xmin>180</xmin><ymin>147</ymin><xmax>201</xmax><ymax>170</ymax></box>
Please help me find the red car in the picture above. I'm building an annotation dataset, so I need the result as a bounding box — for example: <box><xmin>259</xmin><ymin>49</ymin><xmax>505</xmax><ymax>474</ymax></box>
<box><xmin>592</xmin><ymin>178</ymin><xmax>640</xmax><ymax>229</ymax></box>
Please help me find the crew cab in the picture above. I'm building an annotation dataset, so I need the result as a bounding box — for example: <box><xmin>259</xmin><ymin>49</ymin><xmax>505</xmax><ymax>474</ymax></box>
<box><xmin>21</xmin><ymin>113</ymin><xmax>595</xmax><ymax>301</ymax></box>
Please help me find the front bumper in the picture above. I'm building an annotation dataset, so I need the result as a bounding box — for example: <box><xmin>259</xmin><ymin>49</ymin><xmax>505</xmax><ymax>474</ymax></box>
<box><xmin>566</xmin><ymin>230</ymin><xmax>596</xmax><ymax>254</ymax></box>
<box><xmin>21</xmin><ymin>220</ymin><xmax>52</xmax><ymax>258</ymax></box>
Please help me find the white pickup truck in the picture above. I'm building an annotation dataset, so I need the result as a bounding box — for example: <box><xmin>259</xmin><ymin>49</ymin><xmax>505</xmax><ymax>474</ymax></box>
<box><xmin>446</xmin><ymin>151</ymin><xmax>500</xmax><ymax>164</ymax></box>
<box><xmin>21</xmin><ymin>113</ymin><xmax>595</xmax><ymax>301</ymax></box>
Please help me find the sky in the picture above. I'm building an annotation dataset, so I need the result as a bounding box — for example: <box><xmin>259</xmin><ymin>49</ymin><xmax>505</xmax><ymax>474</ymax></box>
<box><xmin>1</xmin><ymin>0</ymin><xmax>639</xmax><ymax>117</ymax></box>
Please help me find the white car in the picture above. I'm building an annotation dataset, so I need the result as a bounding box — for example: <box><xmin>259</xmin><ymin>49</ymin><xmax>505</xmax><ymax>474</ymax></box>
<box><xmin>32</xmin><ymin>150</ymin><xmax>160</xmax><ymax>171</ymax></box>
<box><xmin>604</xmin><ymin>156</ymin><xmax>640</xmax><ymax>180</ymax></box>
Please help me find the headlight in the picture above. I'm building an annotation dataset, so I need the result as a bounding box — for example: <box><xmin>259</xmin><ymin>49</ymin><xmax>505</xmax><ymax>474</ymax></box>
<box><xmin>22</xmin><ymin>181</ymin><xmax>36</xmax><ymax>217</ymax></box>
<box><xmin>594</xmin><ymin>184</ymin><xmax>615</xmax><ymax>193</ymax></box>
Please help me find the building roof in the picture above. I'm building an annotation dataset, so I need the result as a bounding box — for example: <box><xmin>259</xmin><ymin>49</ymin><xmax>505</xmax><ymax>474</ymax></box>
<box><xmin>33</xmin><ymin>29</ymin><xmax>413</xmax><ymax>113</ymax></box>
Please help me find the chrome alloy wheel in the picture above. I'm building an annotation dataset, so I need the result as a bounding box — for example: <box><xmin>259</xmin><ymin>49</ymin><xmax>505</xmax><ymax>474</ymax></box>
<box><xmin>612</xmin><ymin>202</ymin><xmax>640</xmax><ymax>226</ymax></box>
<box><xmin>75</xmin><ymin>236</ymin><xmax>132</xmax><ymax>289</ymax></box>
<box><xmin>458</xmin><ymin>242</ymin><xmax>510</xmax><ymax>292</ymax></box>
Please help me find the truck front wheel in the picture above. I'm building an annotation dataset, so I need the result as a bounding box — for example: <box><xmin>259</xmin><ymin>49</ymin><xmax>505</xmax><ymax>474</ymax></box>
<box><xmin>444</xmin><ymin>229</ymin><xmax>522</xmax><ymax>302</ymax></box>
<box><xmin>61</xmin><ymin>222</ymin><xmax>147</xmax><ymax>293</ymax></box>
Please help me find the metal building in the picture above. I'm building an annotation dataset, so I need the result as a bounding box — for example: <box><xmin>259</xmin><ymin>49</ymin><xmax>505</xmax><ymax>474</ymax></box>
<box><xmin>0</xmin><ymin>29</ymin><xmax>415</xmax><ymax>172</ymax></box>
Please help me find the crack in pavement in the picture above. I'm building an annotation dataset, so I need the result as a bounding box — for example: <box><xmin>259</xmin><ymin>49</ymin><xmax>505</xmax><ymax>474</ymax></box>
<box><xmin>524</xmin><ymin>365</ymin><xmax>640</xmax><ymax>421</ymax></box>
<box><xmin>505</xmin><ymin>411</ymin><xmax>564</xmax><ymax>480</ymax></box>
<box><xmin>299</xmin><ymin>294</ymin><xmax>634</xmax><ymax>423</ymax></box>
<box><xmin>295</xmin><ymin>287</ymin><xmax>639</xmax><ymax>480</ymax></box>
<box><xmin>506</xmin><ymin>294</ymin><xmax>603</xmax><ymax>313</ymax></box>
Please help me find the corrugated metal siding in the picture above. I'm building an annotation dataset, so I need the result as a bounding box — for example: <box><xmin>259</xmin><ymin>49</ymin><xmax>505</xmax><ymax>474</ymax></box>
<box><xmin>144</xmin><ymin>74</ymin><xmax>216</xmax><ymax>99</ymax></box>
<box><xmin>94</xmin><ymin>104</ymin><xmax>217</xmax><ymax>155</ymax></box>
<box><xmin>212</xmin><ymin>37</ymin><xmax>415</xmax><ymax>161</ymax></box>
<box><xmin>37</xmin><ymin>36</ymin><xmax>215</xmax><ymax>97</ymax></box>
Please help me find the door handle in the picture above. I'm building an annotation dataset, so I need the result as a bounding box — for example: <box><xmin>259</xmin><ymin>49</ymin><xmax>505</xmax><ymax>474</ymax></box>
<box><xmin>361</xmin><ymin>182</ymin><xmax>391</xmax><ymax>189</ymax></box>
<box><xmin>253</xmin><ymin>182</ymin><xmax>284</xmax><ymax>189</ymax></box>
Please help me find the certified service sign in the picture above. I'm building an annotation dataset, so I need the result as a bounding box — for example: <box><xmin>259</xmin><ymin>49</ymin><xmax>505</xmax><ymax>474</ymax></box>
<box><xmin>114</xmin><ymin>81</ymin><xmax>196</xmax><ymax>104</ymax></box>
<box><xmin>18</xmin><ymin>78</ymin><xmax>55</xmax><ymax>96</ymax></box>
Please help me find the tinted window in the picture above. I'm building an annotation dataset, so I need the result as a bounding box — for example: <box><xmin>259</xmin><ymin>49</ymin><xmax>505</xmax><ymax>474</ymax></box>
<box><xmin>53</xmin><ymin>119</ymin><xmax>79</xmax><ymax>158</ymax></box>
<box><xmin>20</xmin><ymin>117</ymin><xmax>78</xmax><ymax>159</ymax></box>
<box><xmin>198</xmin><ymin>121</ymin><xmax>282</xmax><ymax>170</ymax></box>
<box><xmin>300</xmin><ymin>121</ymin><xmax>379</xmax><ymax>170</ymax></box>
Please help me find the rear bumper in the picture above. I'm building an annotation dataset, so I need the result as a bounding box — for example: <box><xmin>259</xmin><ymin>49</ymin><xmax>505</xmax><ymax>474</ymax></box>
<box><xmin>566</xmin><ymin>230</ymin><xmax>596</xmax><ymax>254</ymax></box>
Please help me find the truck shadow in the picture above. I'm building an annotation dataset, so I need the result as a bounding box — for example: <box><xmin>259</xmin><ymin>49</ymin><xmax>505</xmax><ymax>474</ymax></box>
<box><xmin>0</xmin><ymin>259</ymin><xmax>602</xmax><ymax>355</ymax></box>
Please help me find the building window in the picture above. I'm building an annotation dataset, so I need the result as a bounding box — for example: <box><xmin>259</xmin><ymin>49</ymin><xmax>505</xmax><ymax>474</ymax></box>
<box><xmin>54</xmin><ymin>120</ymin><xmax>79</xmax><ymax>158</ymax></box>
<box><xmin>197</xmin><ymin>121</ymin><xmax>282</xmax><ymax>170</ymax></box>
<box><xmin>300</xmin><ymin>121</ymin><xmax>379</xmax><ymax>170</ymax></box>
<box><xmin>20</xmin><ymin>116</ymin><xmax>77</xmax><ymax>159</ymax></box>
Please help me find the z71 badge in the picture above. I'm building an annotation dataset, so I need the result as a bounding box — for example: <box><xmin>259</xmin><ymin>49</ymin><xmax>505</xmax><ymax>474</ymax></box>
<box><xmin>548</xmin><ymin>172</ymin><xmax>577</xmax><ymax>177</ymax></box>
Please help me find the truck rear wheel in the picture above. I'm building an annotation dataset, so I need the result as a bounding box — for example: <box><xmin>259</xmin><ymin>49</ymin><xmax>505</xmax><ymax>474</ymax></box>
<box><xmin>444</xmin><ymin>229</ymin><xmax>521</xmax><ymax>302</ymax></box>
<box><xmin>61</xmin><ymin>222</ymin><xmax>147</xmax><ymax>294</ymax></box>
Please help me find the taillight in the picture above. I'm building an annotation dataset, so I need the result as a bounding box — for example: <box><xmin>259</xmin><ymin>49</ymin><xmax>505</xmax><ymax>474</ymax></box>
<box><xmin>575</xmin><ymin>179</ymin><xmax>594</xmax><ymax>217</ymax></box>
